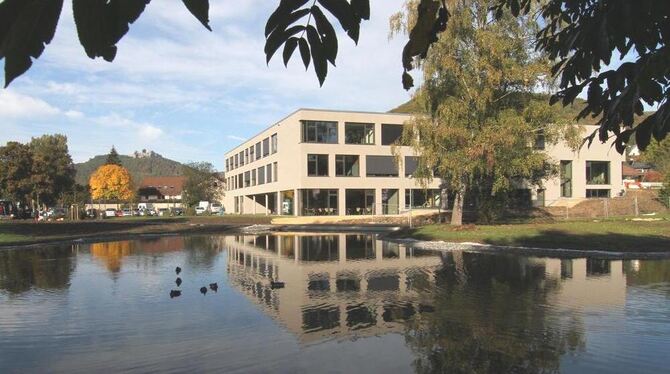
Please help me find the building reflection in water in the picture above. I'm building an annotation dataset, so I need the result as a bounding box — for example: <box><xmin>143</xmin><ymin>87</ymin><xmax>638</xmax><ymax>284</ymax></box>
<box><xmin>226</xmin><ymin>233</ymin><xmax>632</xmax><ymax>346</ymax></box>
<box><xmin>226</xmin><ymin>233</ymin><xmax>443</xmax><ymax>343</ymax></box>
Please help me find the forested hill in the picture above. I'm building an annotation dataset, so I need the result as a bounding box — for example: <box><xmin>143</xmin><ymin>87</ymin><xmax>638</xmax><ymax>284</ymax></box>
<box><xmin>75</xmin><ymin>151</ymin><xmax>184</xmax><ymax>185</ymax></box>
<box><xmin>389</xmin><ymin>96</ymin><xmax>653</xmax><ymax>127</ymax></box>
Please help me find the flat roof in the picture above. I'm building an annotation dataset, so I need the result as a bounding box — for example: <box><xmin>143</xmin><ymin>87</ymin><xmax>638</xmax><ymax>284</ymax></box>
<box><xmin>223</xmin><ymin>108</ymin><xmax>413</xmax><ymax>157</ymax></box>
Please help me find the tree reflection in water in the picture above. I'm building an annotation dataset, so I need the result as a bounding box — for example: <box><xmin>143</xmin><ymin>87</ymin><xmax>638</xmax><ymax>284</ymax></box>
<box><xmin>0</xmin><ymin>245</ymin><xmax>76</xmax><ymax>294</ymax></box>
<box><xmin>405</xmin><ymin>252</ymin><xmax>586</xmax><ymax>374</ymax></box>
<box><xmin>90</xmin><ymin>241</ymin><xmax>134</xmax><ymax>273</ymax></box>
<box><xmin>183</xmin><ymin>236</ymin><xmax>224</xmax><ymax>271</ymax></box>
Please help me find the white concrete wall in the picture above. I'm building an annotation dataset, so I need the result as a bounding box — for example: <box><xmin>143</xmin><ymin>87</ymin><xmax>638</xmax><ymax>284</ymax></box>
<box><xmin>543</xmin><ymin>125</ymin><xmax>626</xmax><ymax>203</ymax></box>
<box><xmin>223</xmin><ymin>111</ymin><xmax>628</xmax><ymax>214</ymax></box>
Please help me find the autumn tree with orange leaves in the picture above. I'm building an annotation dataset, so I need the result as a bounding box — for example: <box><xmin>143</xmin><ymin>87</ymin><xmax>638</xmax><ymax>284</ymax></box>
<box><xmin>89</xmin><ymin>164</ymin><xmax>133</xmax><ymax>201</ymax></box>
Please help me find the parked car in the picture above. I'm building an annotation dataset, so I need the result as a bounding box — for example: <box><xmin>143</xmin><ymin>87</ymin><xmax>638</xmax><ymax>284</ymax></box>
<box><xmin>195</xmin><ymin>206</ymin><xmax>206</xmax><ymax>215</ymax></box>
<box><xmin>85</xmin><ymin>208</ymin><xmax>98</xmax><ymax>219</ymax></box>
<box><xmin>171</xmin><ymin>207</ymin><xmax>184</xmax><ymax>216</ymax></box>
<box><xmin>157</xmin><ymin>208</ymin><xmax>169</xmax><ymax>217</ymax></box>
<box><xmin>47</xmin><ymin>208</ymin><xmax>67</xmax><ymax>220</ymax></box>
<box><xmin>210</xmin><ymin>203</ymin><xmax>223</xmax><ymax>214</ymax></box>
<box><xmin>105</xmin><ymin>208</ymin><xmax>117</xmax><ymax>218</ymax></box>
<box><xmin>121</xmin><ymin>209</ymin><xmax>133</xmax><ymax>217</ymax></box>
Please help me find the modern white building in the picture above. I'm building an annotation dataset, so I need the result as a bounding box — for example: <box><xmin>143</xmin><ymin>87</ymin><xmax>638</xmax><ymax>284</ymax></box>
<box><xmin>222</xmin><ymin>109</ymin><xmax>625</xmax><ymax>216</ymax></box>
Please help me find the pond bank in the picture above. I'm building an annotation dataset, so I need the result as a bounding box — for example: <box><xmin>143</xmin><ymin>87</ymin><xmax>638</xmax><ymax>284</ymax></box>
<box><xmin>385</xmin><ymin>219</ymin><xmax>670</xmax><ymax>256</ymax></box>
<box><xmin>2</xmin><ymin>217</ymin><xmax>669</xmax><ymax>258</ymax></box>
<box><xmin>0</xmin><ymin>216</ymin><xmax>273</xmax><ymax>249</ymax></box>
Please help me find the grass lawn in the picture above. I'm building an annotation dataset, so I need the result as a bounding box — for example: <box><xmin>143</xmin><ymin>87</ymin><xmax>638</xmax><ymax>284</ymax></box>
<box><xmin>0</xmin><ymin>233</ymin><xmax>30</xmax><ymax>244</ymax></box>
<box><xmin>396</xmin><ymin>218</ymin><xmax>670</xmax><ymax>252</ymax></box>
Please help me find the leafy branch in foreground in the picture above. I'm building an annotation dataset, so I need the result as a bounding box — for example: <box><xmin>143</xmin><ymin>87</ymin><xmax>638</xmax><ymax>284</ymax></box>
<box><xmin>400</xmin><ymin>0</ymin><xmax>669</xmax><ymax>153</ymax></box>
<box><xmin>264</xmin><ymin>0</ymin><xmax>370</xmax><ymax>86</ymax></box>
<box><xmin>0</xmin><ymin>0</ymin><xmax>211</xmax><ymax>87</ymax></box>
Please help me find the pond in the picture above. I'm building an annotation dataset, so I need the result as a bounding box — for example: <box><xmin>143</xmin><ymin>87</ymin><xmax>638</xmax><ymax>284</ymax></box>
<box><xmin>1</xmin><ymin>234</ymin><xmax>669</xmax><ymax>373</ymax></box>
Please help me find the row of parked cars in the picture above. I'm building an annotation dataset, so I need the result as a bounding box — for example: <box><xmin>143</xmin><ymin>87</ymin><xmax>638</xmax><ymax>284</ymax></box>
<box><xmin>88</xmin><ymin>207</ymin><xmax>184</xmax><ymax>218</ymax></box>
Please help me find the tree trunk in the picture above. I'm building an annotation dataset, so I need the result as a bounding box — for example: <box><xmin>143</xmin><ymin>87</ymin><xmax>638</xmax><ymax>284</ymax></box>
<box><xmin>451</xmin><ymin>183</ymin><xmax>466</xmax><ymax>226</ymax></box>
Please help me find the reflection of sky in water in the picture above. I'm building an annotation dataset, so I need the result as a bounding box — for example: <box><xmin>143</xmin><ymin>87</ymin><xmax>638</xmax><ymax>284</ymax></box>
<box><xmin>0</xmin><ymin>235</ymin><xmax>669</xmax><ymax>373</ymax></box>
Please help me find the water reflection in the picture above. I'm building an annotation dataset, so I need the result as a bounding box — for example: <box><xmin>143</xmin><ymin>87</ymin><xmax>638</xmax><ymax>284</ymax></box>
<box><xmin>0</xmin><ymin>234</ymin><xmax>668</xmax><ymax>373</ymax></box>
<box><xmin>226</xmin><ymin>233</ymin><xmax>443</xmax><ymax>343</ymax></box>
<box><xmin>225</xmin><ymin>234</ymin><xmax>670</xmax><ymax>373</ymax></box>
<box><xmin>0</xmin><ymin>245</ymin><xmax>76</xmax><ymax>294</ymax></box>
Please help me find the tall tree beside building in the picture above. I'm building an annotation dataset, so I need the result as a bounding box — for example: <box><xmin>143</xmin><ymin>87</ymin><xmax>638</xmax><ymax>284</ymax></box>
<box><xmin>105</xmin><ymin>146</ymin><xmax>122</xmax><ymax>166</ymax></box>
<box><xmin>89</xmin><ymin>164</ymin><xmax>134</xmax><ymax>201</ymax></box>
<box><xmin>182</xmin><ymin>162</ymin><xmax>220</xmax><ymax>208</ymax></box>
<box><xmin>0</xmin><ymin>142</ymin><xmax>34</xmax><ymax>203</ymax></box>
<box><xmin>391</xmin><ymin>0</ymin><xmax>573</xmax><ymax>225</ymax></box>
<box><xmin>640</xmin><ymin>138</ymin><xmax>670</xmax><ymax>206</ymax></box>
<box><xmin>640</xmin><ymin>138</ymin><xmax>670</xmax><ymax>177</ymax></box>
<box><xmin>29</xmin><ymin>134</ymin><xmax>76</xmax><ymax>207</ymax></box>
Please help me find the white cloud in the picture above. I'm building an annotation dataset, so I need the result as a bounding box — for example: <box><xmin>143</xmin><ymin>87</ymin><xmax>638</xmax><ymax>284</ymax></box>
<box><xmin>227</xmin><ymin>135</ymin><xmax>246</xmax><ymax>141</ymax></box>
<box><xmin>4</xmin><ymin>0</ymin><xmax>411</xmax><ymax>169</ymax></box>
<box><xmin>138</xmin><ymin>124</ymin><xmax>164</xmax><ymax>140</ymax></box>
<box><xmin>64</xmin><ymin>110</ymin><xmax>84</xmax><ymax>119</ymax></box>
<box><xmin>0</xmin><ymin>90</ymin><xmax>60</xmax><ymax>118</ymax></box>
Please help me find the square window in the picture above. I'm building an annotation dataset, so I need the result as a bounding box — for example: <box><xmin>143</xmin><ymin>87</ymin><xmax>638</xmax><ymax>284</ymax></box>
<box><xmin>344</xmin><ymin>123</ymin><xmax>374</xmax><ymax>145</ymax></box>
<box><xmin>586</xmin><ymin>161</ymin><xmax>610</xmax><ymax>184</ymax></box>
<box><xmin>308</xmin><ymin>154</ymin><xmax>329</xmax><ymax>176</ymax></box>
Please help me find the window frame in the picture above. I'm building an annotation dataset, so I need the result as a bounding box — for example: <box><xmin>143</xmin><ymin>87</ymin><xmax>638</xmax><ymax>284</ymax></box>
<box><xmin>585</xmin><ymin>161</ymin><xmax>610</xmax><ymax>185</ymax></box>
<box><xmin>307</xmin><ymin>154</ymin><xmax>329</xmax><ymax>176</ymax></box>
<box><xmin>301</xmin><ymin>120</ymin><xmax>338</xmax><ymax>144</ymax></box>
<box><xmin>335</xmin><ymin>154</ymin><xmax>360</xmax><ymax>177</ymax></box>
<box><xmin>271</xmin><ymin>133</ymin><xmax>278</xmax><ymax>154</ymax></box>
<box><xmin>262</xmin><ymin>137</ymin><xmax>270</xmax><ymax>157</ymax></box>
<box><xmin>344</xmin><ymin>122</ymin><xmax>375</xmax><ymax>145</ymax></box>
<box><xmin>381</xmin><ymin>124</ymin><xmax>404</xmax><ymax>146</ymax></box>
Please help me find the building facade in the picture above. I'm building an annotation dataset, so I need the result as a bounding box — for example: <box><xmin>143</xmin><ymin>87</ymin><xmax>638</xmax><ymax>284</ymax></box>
<box><xmin>138</xmin><ymin>176</ymin><xmax>185</xmax><ymax>202</ymax></box>
<box><xmin>223</xmin><ymin>109</ymin><xmax>625</xmax><ymax>216</ymax></box>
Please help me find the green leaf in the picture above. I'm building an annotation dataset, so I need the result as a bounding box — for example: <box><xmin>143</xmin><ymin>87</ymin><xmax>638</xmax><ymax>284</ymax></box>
<box><xmin>283</xmin><ymin>37</ymin><xmax>299</xmax><ymax>67</ymax></box>
<box><xmin>402</xmin><ymin>71</ymin><xmax>414</xmax><ymax>90</ymax></box>
<box><xmin>265</xmin><ymin>25</ymin><xmax>305</xmax><ymax>64</ymax></box>
<box><xmin>0</xmin><ymin>0</ymin><xmax>64</xmax><ymax>87</ymax></box>
<box><xmin>72</xmin><ymin>0</ymin><xmax>150</xmax><ymax>62</ymax></box>
<box><xmin>635</xmin><ymin>117</ymin><xmax>654</xmax><ymax>151</ymax></box>
<box><xmin>306</xmin><ymin>25</ymin><xmax>327</xmax><ymax>86</ymax></box>
<box><xmin>311</xmin><ymin>6</ymin><xmax>338</xmax><ymax>65</ymax></box>
<box><xmin>298</xmin><ymin>37</ymin><xmax>311</xmax><ymax>70</ymax></box>
<box><xmin>182</xmin><ymin>0</ymin><xmax>212</xmax><ymax>31</ymax></box>
<box><xmin>351</xmin><ymin>0</ymin><xmax>370</xmax><ymax>20</ymax></box>
<box><xmin>266</xmin><ymin>8</ymin><xmax>310</xmax><ymax>39</ymax></box>
<box><xmin>317</xmin><ymin>0</ymin><xmax>356</xmax><ymax>41</ymax></box>
<box><xmin>265</xmin><ymin>0</ymin><xmax>310</xmax><ymax>37</ymax></box>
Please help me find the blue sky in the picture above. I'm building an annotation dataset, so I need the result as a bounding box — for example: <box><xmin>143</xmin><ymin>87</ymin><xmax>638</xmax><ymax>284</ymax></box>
<box><xmin>0</xmin><ymin>0</ymin><xmax>410</xmax><ymax>169</ymax></box>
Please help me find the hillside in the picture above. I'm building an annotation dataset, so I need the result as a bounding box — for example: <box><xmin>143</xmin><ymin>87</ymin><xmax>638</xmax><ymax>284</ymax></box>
<box><xmin>389</xmin><ymin>95</ymin><xmax>653</xmax><ymax>127</ymax></box>
<box><xmin>75</xmin><ymin>151</ymin><xmax>184</xmax><ymax>186</ymax></box>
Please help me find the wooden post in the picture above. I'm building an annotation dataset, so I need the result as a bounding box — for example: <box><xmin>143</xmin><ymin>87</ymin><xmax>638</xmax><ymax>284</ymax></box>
<box><xmin>634</xmin><ymin>196</ymin><xmax>639</xmax><ymax>216</ymax></box>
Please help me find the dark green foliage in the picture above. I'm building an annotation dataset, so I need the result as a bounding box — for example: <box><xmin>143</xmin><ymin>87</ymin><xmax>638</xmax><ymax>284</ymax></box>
<box><xmin>29</xmin><ymin>134</ymin><xmax>76</xmax><ymax>207</ymax></box>
<box><xmin>72</xmin><ymin>0</ymin><xmax>150</xmax><ymax>61</ymax></box>
<box><xmin>0</xmin><ymin>0</ymin><xmax>210</xmax><ymax>86</ymax></box>
<box><xmin>181</xmin><ymin>162</ymin><xmax>220</xmax><ymax>207</ymax></box>
<box><xmin>182</xmin><ymin>0</ymin><xmax>212</xmax><ymax>31</ymax></box>
<box><xmin>0</xmin><ymin>0</ymin><xmax>63</xmax><ymax>87</ymax></box>
<box><xmin>2</xmin><ymin>0</ymin><xmax>666</xmax><ymax>153</ymax></box>
<box><xmin>0</xmin><ymin>142</ymin><xmax>34</xmax><ymax>202</ymax></box>
<box><xmin>1</xmin><ymin>136</ymin><xmax>78</xmax><ymax>208</ymax></box>
<box><xmin>74</xmin><ymin>151</ymin><xmax>184</xmax><ymax>186</ymax></box>
<box><xmin>105</xmin><ymin>146</ymin><xmax>122</xmax><ymax>166</ymax></box>
<box><xmin>264</xmin><ymin>0</ymin><xmax>370</xmax><ymax>86</ymax></box>
<box><xmin>401</xmin><ymin>0</ymin><xmax>448</xmax><ymax>89</ymax></box>
<box><xmin>403</xmin><ymin>0</ymin><xmax>670</xmax><ymax>153</ymax></box>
